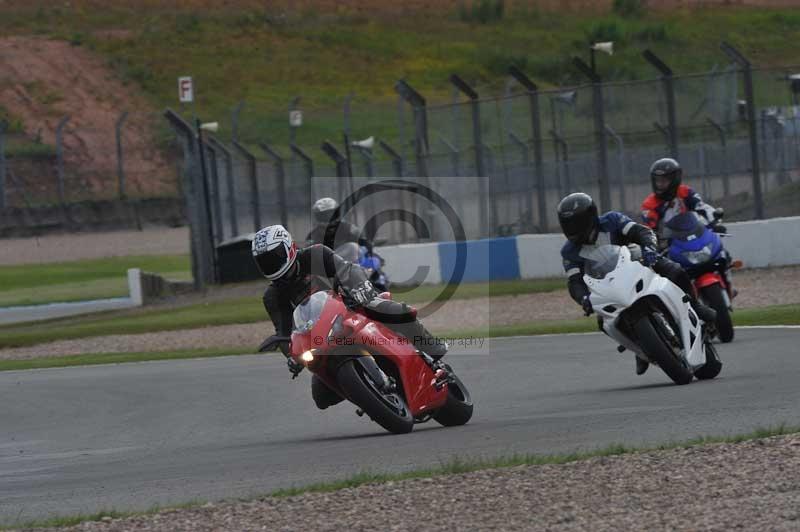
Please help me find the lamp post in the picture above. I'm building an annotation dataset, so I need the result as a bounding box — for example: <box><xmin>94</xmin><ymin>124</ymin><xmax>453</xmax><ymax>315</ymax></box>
<box><xmin>590</xmin><ymin>41</ymin><xmax>614</xmax><ymax>75</ymax></box>
<box><xmin>195</xmin><ymin>119</ymin><xmax>219</xmax><ymax>282</ymax></box>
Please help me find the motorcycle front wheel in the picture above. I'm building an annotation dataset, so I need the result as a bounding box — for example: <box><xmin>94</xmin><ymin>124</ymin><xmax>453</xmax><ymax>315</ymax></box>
<box><xmin>634</xmin><ymin>316</ymin><xmax>693</xmax><ymax>385</ymax></box>
<box><xmin>337</xmin><ymin>359</ymin><xmax>414</xmax><ymax>434</ymax></box>
<box><xmin>432</xmin><ymin>366</ymin><xmax>473</xmax><ymax>427</ymax></box>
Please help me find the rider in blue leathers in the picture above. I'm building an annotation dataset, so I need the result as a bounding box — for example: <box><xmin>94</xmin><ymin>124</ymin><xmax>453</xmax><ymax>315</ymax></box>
<box><xmin>557</xmin><ymin>192</ymin><xmax>716</xmax><ymax>376</ymax></box>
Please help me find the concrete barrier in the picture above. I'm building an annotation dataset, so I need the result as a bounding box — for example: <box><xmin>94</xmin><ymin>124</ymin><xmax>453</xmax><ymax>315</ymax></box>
<box><xmin>375</xmin><ymin>242</ymin><xmax>442</xmax><ymax>285</ymax></box>
<box><xmin>373</xmin><ymin>215</ymin><xmax>800</xmax><ymax>284</ymax></box>
<box><xmin>724</xmin><ymin>217</ymin><xmax>800</xmax><ymax>268</ymax></box>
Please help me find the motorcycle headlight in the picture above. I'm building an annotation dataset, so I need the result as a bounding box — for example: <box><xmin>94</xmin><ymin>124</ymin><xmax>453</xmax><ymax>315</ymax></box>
<box><xmin>682</xmin><ymin>245</ymin><xmax>712</xmax><ymax>265</ymax></box>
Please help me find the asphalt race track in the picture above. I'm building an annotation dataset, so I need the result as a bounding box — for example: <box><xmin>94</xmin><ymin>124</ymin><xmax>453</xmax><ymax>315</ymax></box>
<box><xmin>2</xmin><ymin>327</ymin><xmax>800</xmax><ymax>524</ymax></box>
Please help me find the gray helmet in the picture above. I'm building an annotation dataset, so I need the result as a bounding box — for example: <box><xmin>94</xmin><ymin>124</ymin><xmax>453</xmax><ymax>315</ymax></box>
<box><xmin>312</xmin><ymin>197</ymin><xmax>338</xmax><ymax>224</ymax></box>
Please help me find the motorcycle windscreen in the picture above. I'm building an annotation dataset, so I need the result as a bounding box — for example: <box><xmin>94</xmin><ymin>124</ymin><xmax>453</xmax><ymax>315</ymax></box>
<box><xmin>580</xmin><ymin>244</ymin><xmax>622</xmax><ymax>280</ymax></box>
<box><xmin>664</xmin><ymin>212</ymin><xmax>705</xmax><ymax>241</ymax></box>
<box><xmin>293</xmin><ymin>291</ymin><xmax>331</xmax><ymax>332</ymax></box>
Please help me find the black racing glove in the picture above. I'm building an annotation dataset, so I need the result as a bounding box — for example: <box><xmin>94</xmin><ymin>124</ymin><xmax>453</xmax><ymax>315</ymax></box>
<box><xmin>345</xmin><ymin>280</ymin><xmax>377</xmax><ymax>308</ymax></box>
<box><xmin>581</xmin><ymin>295</ymin><xmax>594</xmax><ymax>316</ymax></box>
<box><xmin>641</xmin><ymin>246</ymin><xmax>659</xmax><ymax>267</ymax></box>
<box><xmin>287</xmin><ymin>357</ymin><xmax>304</xmax><ymax>378</ymax></box>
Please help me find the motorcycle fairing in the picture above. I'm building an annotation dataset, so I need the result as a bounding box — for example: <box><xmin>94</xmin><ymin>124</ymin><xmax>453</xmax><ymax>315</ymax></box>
<box><xmin>584</xmin><ymin>245</ymin><xmax>707</xmax><ymax>370</ymax></box>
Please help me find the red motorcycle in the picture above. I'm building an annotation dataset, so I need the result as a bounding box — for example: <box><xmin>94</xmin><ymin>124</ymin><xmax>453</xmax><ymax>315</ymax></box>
<box><xmin>259</xmin><ymin>290</ymin><xmax>473</xmax><ymax>434</ymax></box>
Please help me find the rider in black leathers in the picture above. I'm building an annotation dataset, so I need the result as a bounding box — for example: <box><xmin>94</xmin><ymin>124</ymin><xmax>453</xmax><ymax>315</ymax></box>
<box><xmin>305</xmin><ymin>197</ymin><xmax>373</xmax><ymax>252</ymax></box>
<box><xmin>253</xmin><ymin>224</ymin><xmax>445</xmax><ymax>410</ymax></box>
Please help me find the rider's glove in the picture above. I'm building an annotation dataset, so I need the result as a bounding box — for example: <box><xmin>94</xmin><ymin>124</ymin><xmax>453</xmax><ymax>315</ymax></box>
<box><xmin>347</xmin><ymin>280</ymin><xmax>376</xmax><ymax>307</ymax></box>
<box><xmin>581</xmin><ymin>295</ymin><xmax>594</xmax><ymax>316</ymax></box>
<box><xmin>641</xmin><ymin>246</ymin><xmax>659</xmax><ymax>267</ymax></box>
<box><xmin>287</xmin><ymin>357</ymin><xmax>304</xmax><ymax>378</ymax></box>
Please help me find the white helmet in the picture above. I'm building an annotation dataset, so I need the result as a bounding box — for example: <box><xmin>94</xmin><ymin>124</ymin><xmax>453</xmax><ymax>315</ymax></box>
<box><xmin>251</xmin><ymin>225</ymin><xmax>298</xmax><ymax>280</ymax></box>
<box><xmin>312</xmin><ymin>197</ymin><xmax>338</xmax><ymax>224</ymax></box>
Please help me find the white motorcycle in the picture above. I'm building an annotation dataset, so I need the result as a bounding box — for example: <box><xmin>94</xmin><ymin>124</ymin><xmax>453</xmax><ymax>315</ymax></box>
<box><xmin>583</xmin><ymin>244</ymin><xmax>722</xmax><ymax>385</ymax></box>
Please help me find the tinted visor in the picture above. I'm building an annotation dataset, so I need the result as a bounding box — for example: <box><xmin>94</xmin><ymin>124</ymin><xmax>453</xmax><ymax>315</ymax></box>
<box><xmin>559</xmin><ymin>210</ymin><xmax>595</xmax><ymax>244</ymax></box>
<box><xmin>254</xmin><ymin>244</ymin><xmax>288</xmax><ymax>277</ymax></box>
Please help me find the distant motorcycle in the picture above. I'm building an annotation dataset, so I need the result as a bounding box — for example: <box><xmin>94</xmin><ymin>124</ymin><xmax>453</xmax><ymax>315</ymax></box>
<box><xmin>358</xmin><ymin>245</ymin><xmax>389</xmax><ymax>292</ymax></box>
<box><xmin>665</xmin><ymin>211</ymin><xmax>740</xmax><ymax>343</ymax></box>
<box><xmin>259</xmin><ymin>290</ymin><xmax>473</xmax><ymax>434</ymax></box>
<box><xmin>584</xmin><ymin>244</ymin><xmax>722</xmax><ymax>385</ymax></box>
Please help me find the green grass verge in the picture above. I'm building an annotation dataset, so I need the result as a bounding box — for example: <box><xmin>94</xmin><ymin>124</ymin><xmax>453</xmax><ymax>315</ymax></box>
<box><xmin>2</xmin><ymin>302</ymin><xmax>798</xmax><ymax>372</ymax></box>
<box><xmin>0</xmin><ymin>255</ymin><xmax>191</xmax><ymax>293</ymax></box>
<box><xmin>6</xmin><ymin>424</ymin><xmax>798</xmax><ymax>530</ymax></box>
<box><xmin>0</xmin><ymin>271</ymin><xmax>194</xmax><ymax>307</ymax></box>
<box><xmin>395</xmin><ymin>277</ymin><xmax>563</xmax><ymax>303</ymax></box>
<box><xmin>0</xmin><ymin>277</ymin><xmax>562</xmax><ymax>349</ymax></box>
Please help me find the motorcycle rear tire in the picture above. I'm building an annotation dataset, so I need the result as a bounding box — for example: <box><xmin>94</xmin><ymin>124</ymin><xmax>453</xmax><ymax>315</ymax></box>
<box><xmin>432</xmin><ymin>369</ymin><xmax>473</xmax><ymax>427</ymax></box>
<box><xmin>634</xmin><ymin>316</ymin><xmax>693</xmax><ymax>385</ymax></box>
<box><xmin>337</xmin><ymin>359</ymin><xmax>414</xmax><ymax>434</ymax></box>
<box><xmin>701</xmin><ymin>284</ymin><xmax>734</xmax><ymax>343</ymax></box>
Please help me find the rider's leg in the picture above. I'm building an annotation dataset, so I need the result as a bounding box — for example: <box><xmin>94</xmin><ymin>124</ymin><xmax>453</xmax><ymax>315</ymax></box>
<box><xmin>311</xmin><ymin>374</ymin><xmax>344</xmax><ymax>410</ymax></box>
<box><xmin>652</xmin><ymin>257</ymin><xmax>717</xmax><ymax>323</ymax></box>
<box><xmin>362</xmin><ymin>298</ymin><xmax>448</xmax><ymax>360</ymax></box>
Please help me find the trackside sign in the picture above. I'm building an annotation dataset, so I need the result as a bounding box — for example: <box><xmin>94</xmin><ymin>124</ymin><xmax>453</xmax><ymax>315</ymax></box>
<box><xmin>178</xmin><ymin>76</ymin><xmax>194</xmax><ymax>103</ymax></box>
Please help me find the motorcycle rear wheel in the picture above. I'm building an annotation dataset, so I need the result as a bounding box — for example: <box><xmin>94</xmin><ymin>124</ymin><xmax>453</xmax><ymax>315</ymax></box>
<box><xmin>337</xmin><ymin>359</ymin><xmax>414</xmax><ymax>434</ymax></box>
<box><xmin>634</xmin><ymin>316</ymin><xmax>693</xmax><ymax>385</ymax></box>
<box><xmin>432</xmin><ymin>367</ymin><xmax>473</xmax><ymax>427</ymax></box>
<box><xmin>701</xmin><ymin>284</ymin><xmax>734</xmax><ymax>343</ymax></box>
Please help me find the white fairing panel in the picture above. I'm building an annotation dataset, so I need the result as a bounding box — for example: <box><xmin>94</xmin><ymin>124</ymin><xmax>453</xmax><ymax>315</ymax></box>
<box><xmin>583</xmin><ymin>245</ymin><xmax>707</xmax><ymax>370</ymax></box>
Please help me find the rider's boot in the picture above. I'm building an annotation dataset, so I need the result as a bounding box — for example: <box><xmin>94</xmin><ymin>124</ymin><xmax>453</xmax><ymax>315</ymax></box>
<box><xmin>391</xmin><ymin>320</ymin><xmax>448</xmax><ymax>361</ymax></box>
<box><xmin>635</xmin><ymin>356</ymin><xmax>649</xmax><ymax>375</ymax></box>
<box><xmin>691</xmin><ymin>298</ymin><xmax>717</xmax><ymax>324</ymax></box>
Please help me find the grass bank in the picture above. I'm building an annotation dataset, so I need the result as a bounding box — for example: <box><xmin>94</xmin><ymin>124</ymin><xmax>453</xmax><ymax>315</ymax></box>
<box><xmin>0</xmin><ymin>255</ymin><xmax>191</xmax><ymax>307</ymax></box>
<box><xmin>2</xmin><ymin>4</ymin><xmax>800</xmax><ymax>152</ymax></box>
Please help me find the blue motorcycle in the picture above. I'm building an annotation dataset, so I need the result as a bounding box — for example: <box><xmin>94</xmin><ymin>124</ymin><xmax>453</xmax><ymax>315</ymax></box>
<box><xmin>359</xmin><ymin>245</ymin><xmax>389</xmax><ymax>293</ymax></box>
<box><xmin>665</xmin><ymin>211</ymin><xmax>737</xmax><ymax>342</ymax></box>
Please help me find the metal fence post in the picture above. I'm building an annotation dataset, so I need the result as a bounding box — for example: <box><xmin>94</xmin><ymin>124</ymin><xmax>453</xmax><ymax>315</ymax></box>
<box><xmin>509</xmin><ymin>66</ymin><xmax>546</xmax><ymax>231</ymax></box>
<box><xmin>721</xmin><ymin>42</ymin><xmax>764</xmax><ymax>219</ymax></box>
<box><xmin>259</xmin><ymin>143</ymin><xmax>289</xmax><ymax>228</ymax></box>
<box><xmin>232</xmin><ymin>141</ymin><xmax>261</xmax><ymax>232</ymax></box>
<box><xmin>0</xmin><ymin>119</ymin><xmax>7</xmax><ymax>210</ymax></box>
<box><xmin>450</xmin><ymin>74</ymin><xmax>492</xmax><ymax>236</ymax></box>
<box><xmin>395</xmin><ymin>80</ymin><xmax>429</xmax><ymax>178</ymax></box>
<box><xmin>290</xmin><ymin>144</ymin><xmax>315</xmax><ymax>213</ymax></box>
<box><xmin>208</xmin><ymin>137</ymin><xmax>239</xmax><ymax>237</ymax></box>
<box><xmin>164</xmin><ymin>109</ymin><xmax>214</xmax><ymax>289</ymax></box>
<box><xmin>643</xmin><ymin>50</ymin><xmax>679</xmax><ymax>159</ymax></box>
<box><xmin>205</xmin><ymin>141</ymin><xmax>224</xmax><ymax>241</ymax></box>
<box><xmin>115</xmin><ymin>111</ymin><xmax>129</xmax><ymax>200</ymax></box>
<box><xmin>379</xmin><ymin>140</ymin><xmax>404</xmax><ymax>177</ymax></box>
<box><xmin>321</xmin><ymin>141</ymin><xmax>349</xmax><ymax>200</ymax></box>
<box><xmin>653</xmin><ymin>121</ymin><xmax>672</xmax><ymax>153</ymax></box>
<box><xmin>706</xmin><ymin>117</ymin><xmax>730</xmax><ymax>197</ymax></box>
<box><xmin>604</xmin><ymin>124</ymin><xmax>627</xmax><ymax>212</ymax></box>
<box><xmin>231</xmin><ymin>100</ymin><xmax>245</xmax><ymax>143</ymax></box>
<box><xmin>439</xmin><ymin>136</ymin><xmax>460</xmax><ymax>176</ymax></box>
<box><xmin>573</xmin><ymin>58</ymin><xmax>611</xmax><ymax>212</ymax></box>
<box><xmin>55</xmin><ymin>115</ymin><xmax>70</xmax><ymax>205</ymax></box>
